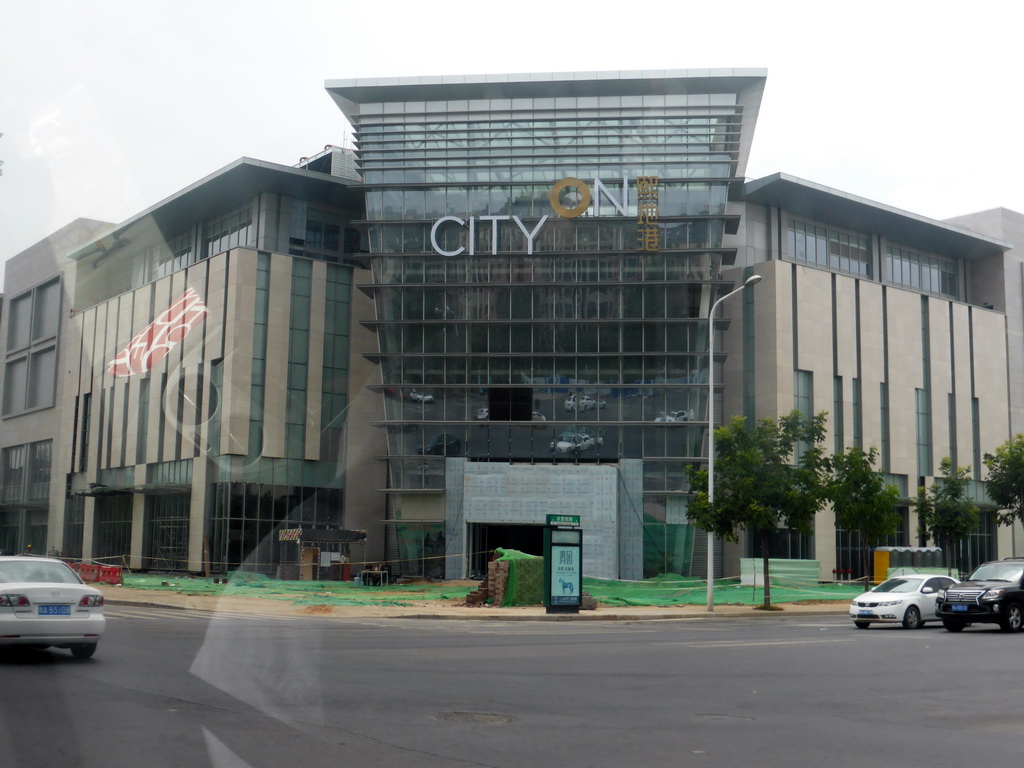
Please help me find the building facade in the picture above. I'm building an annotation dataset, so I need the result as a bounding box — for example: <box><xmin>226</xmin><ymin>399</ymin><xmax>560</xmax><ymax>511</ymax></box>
<box><xmin>1</xmin><ymin>152</ymin><xmax>389</xmax><ymax>574</ymax></box>
<box><xmin>0</xmin><ymin>218</ymin><xmax>112</xmax><ymax>555</ymax></box>
<box><xmin>3</xmin><ymin>71</ymin><xmax>1022</xmax><ymax>582</ymax></box>
<box><xmin>327</xmin><ymin>70</ymin><xmax>769</xmax><ymax>579</ymax></box>
<box><xmin>944</xmin><ymin>208</ymin><xmax>1024</xmax><ymax>437</ymax></box>
<box><xmin>727</xmin><ymin>175</ymin><xmax>1014</xmax><ymax>576</ymax></box>
<box><xmin>326</xmin><ymin>71</ymin><xmax>1020</xmax><ymax>582</ymax></box>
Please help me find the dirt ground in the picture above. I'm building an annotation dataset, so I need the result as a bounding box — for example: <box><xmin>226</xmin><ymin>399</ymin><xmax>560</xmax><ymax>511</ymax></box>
<box><xmin>99</xmin><ymin>584</ymin><xmax>850</xmax><ymax>621</ymax></box>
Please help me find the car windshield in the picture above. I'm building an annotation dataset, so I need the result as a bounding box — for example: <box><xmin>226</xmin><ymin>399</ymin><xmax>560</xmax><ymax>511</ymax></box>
<box><xmin>968</xmin><ymin>562</ymin><xmax>1024</xmax><ymax>582</ymax></box>
<box><xmin>6</xmin><ymin>12</ymin><xmax>1024</xmax><ymax>767</ymax></box>
<box><xmin>0</xmin><ymin>560</ymin><xmax>81</xmax><ymax>584</ymax></box>
<box><xmin>871</xmin><ymin>578</ymin><xmax>924</xmax><ymax>593</ymax></box>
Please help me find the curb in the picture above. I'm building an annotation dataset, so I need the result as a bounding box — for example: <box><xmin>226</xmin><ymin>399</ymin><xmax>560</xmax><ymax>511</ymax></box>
<box><xmin>105</xmin><ymin>599</ymin><xmax>189</xmax><ymax>611</ymax></box>
<box><xmin>103</xmin><ymin>596</ymin><xmax>849</xmax><ymax>621</ymax></box>
<box><xmin>401</xmin><ymin>611</ymin><xmax>848</xmax><ymax>622</ymax></box>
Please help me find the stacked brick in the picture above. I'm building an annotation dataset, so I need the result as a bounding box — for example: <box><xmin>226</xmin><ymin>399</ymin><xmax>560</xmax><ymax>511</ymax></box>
<box><xmin>465</xmin><ymin>559</ymin><xmax>510</xmax><ymax>606</ymax></box>
<box><xmin>490</xmin><ymin>560</ymin><xmax>510</xmax><ymax>606</ymax></box>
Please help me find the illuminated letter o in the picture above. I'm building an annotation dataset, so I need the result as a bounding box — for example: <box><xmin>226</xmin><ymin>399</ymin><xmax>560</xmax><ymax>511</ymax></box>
<box><xmin>549</xmin><ymin>178</ymin><xmax>592</xmax><ymax>218</ymax></box>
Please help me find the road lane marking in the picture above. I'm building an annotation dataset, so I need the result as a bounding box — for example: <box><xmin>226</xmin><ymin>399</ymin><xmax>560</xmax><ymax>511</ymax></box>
<box><xmin>105</xmin><ymin>608</ymin><xmax>299</xmax><ymax>623</ymax></box>
<box><xmin>658</xmin><ymin>637</ymin><xmax>858</xmax><ymax>648</ymax></box>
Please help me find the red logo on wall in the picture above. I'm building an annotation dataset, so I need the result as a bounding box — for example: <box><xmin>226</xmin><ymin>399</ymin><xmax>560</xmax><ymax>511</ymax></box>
<box><xmin>108</xmin><ymin>287</ymin><xmax>209</xmax><ymax>377</ymax></box>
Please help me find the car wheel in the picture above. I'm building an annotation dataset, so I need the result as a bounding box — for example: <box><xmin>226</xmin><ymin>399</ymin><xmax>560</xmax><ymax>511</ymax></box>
<box><xmin>902</xmin><ymin>605</ymin><xmax>923</xmax><ymax>630</ymax></box>
<box><xmin>854</xmin><ymin>621</ymin><xmax>871</xmax><ymax>629</ymax></box>
<box><xmin>70</xmin><ymin>644</ymin><xmax>96</xmax><ymax>660</ymax></box>
<box><xmin>942</xmin><ymin>618</ymin><xmax>967</xmax><ymax>632</ymax></box>
<box><xmin>999</xmin><ymin>602</ymin><xmax>1024</xmax><ymax>632</ymax></box>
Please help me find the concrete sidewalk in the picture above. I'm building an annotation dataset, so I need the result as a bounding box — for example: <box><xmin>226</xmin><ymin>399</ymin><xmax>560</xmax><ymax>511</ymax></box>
<box><xmin>98</xmin><ymin>584</ymin><xmax>851</xmax><ymax>622</ymax></box>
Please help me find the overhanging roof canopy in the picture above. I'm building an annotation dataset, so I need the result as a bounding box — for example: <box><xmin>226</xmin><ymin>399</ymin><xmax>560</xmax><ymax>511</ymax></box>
<box><xmin>326</xmin><ymin>68</ymin><xmax>767</xmax><ymax>119</ymax></box>
<box><xmin>743</xmin><ymin>173</ymin><xmax>1010</xmax><ymax>261</ymax></box>
<box><xmin>68</xmin><ymin>158</ymin><xmax>363</xmax><ymax>263</ymax></box>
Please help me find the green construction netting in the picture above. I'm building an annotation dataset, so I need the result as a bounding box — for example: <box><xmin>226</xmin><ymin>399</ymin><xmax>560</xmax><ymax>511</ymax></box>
<box><xmin>119</xmin><ymin>574</ymin><xmax>473</xmax><ymax>607</ymax></box>
<box><xmin>582</xmin><ymin>574</ymin><xmax>863</xmax><ymax>606</ymax></box>
<box><xmin>117</xmin><ymin>571</ymin><xmax>863</xmax><ymax>607</ymax></box>
<box><xmin>739</xmin><ymin>558</ymin><xmax>821</xmax><ymax>587</ymax></box>
<box><xmin>494</xmin><ymin>547</ymin><xmax>543</xmax><ymax>606</ymax></box>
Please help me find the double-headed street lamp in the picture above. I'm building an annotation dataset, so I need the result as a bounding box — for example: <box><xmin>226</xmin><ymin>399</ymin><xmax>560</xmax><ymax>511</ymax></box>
<box><xmin>706</xmin><ymin>273</ymin><xmax>762</xmax><ymax>612</ymax></box>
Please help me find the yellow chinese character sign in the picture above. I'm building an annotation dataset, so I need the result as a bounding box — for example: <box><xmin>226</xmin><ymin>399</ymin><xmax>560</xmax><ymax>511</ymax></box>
<box><xmin>636</xmin><ymin>176</ymin><xmax>659</xmax><ymax>252</ymax></box>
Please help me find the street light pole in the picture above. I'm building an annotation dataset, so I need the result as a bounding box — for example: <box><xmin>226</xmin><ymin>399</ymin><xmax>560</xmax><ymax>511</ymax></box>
<box><xmin>706</xmin><ymin>273</ymin><xmax>762</xmax><ymax>612</ymax></box>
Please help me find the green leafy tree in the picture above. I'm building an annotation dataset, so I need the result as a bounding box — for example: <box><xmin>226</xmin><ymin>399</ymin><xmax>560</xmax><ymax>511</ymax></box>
<box><xmin>983</xmin><ymin>434</ymin><xmax>1024</xmax><ymax>527</ymax></box>
<box><xmin>915</xmin><ymin>457</ymin><xmax>979</xmax><ymax>575</ymax></box>
<box><xmin>830</xmin><ymin>446</ymin><xmax>901</xmax><ymax>586</ymax></box>
<box><xmin>687</xmin><ymin>411</ymin><xmax>831</xmax><ymax>609</ymax></box>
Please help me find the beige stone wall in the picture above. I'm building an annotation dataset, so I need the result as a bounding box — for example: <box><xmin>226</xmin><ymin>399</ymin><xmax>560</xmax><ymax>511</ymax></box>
<box><xmin>724</xmin><ymin>259</ymin><xmax>1011</xmax><ymax>578</ymax></box>
<box><xmin>261</xmin><ymin>254</ymin><xmax>292</xmax><ymax>458</ymax></box>
<box><xmin>51</xmin><ymin>248</ymin><xmax>384</xmax><ymax>571</ymax></box>
<box><xmin>972</xmin><ymin>307</ymin><xmax>1011</xmax><ymax>453</ymax></box>
<box><xmin>220</xmin><ymin>251</ymin><xmax>255</xmax><ymax>456</ymax></box>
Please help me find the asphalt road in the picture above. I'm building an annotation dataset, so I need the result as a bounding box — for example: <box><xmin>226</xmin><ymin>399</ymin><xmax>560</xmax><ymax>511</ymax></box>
<box><xmin>3</xmin><ymin>608</ymin><xmax>1023</xmax><ymax>767</ymax></box>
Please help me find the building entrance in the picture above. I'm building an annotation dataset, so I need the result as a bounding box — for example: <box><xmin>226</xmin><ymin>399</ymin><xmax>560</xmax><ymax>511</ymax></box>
<box><xmin>467</xmin><ymin>523</ymin><xmax>544</xmax><ymax>579</ymax></box>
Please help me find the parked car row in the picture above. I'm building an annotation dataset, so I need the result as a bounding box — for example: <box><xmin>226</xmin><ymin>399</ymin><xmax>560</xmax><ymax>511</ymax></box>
<box><xmin>475</xmin><ymin>408</ymin><xmax>547</xmax><ymax>421</ymax></box>
<box><xmin>403</xmin><ymin>389</ymin><xmax>698</xmax><ymax>421</ymax></box>
<box><xmin>850</xmin><ymin>558</ymin><xmax>1024</xmax><ymax>632</ymax></box>
<box><xmin>564</xmin><ymin>393</ymin><xmax>607</xmax><ymax>412</ymax></box>
<box><xmin>549</xmin><ymin>428</ymin><xmax>604</xmax><ymax>454</ymax></box>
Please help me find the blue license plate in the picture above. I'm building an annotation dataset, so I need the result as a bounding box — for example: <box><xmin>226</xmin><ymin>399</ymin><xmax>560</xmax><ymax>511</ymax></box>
<box><xmin>951</xmin><ymin>604</ymin><xmax>969</xmax><ymax>612</ymax></box>
<box><xmin>38</xmin><ymin>605</ymin><xmax>71</xmax><ymax>616</ymax></box>
<box><xmin>858</xmin><ymin>610</ymin><xmax>873</xmax><ymax>616</ymax></box>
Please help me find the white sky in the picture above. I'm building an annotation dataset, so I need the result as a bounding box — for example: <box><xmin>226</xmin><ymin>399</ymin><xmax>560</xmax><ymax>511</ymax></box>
<box><xmin>1</xmin><ymin>0</ymin><xmax>1021</xmax><ymax>285</ymax></box>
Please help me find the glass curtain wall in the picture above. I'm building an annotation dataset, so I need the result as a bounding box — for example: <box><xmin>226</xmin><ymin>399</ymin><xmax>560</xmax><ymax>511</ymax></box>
<box><xmin>356</xmin><ymin>91</ymin><xmax>744</xmax><ymax>575</ymax></box>
<box><xmin>208</xmin><ymin>483</ymin><xmax>344</xmax><ymax>574</ymax></box>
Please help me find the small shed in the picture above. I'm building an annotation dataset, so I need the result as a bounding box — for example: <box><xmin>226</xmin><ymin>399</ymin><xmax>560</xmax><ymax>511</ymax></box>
<box><xmin>277</xmin><ymin>527</ymin><xmax>367</xmax><ymax>581</ymax></box>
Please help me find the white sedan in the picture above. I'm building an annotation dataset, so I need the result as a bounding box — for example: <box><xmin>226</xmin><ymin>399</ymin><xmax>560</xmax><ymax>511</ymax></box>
<box><xmin>654</xmin><ymin>410</ymin><xmax>692</xmax><ymax>422</ymax></box>
<box><xmin>550</xmin><ymin>429</ymin><xmax>603</xmax><ymax>454</ymax></box>
<box><xmin>0</xmin><ymin>556</ymin><xmax>106</xmax><ymax>658</ymax></box>
<box><xmin>407</xmin><ymin>389</ymin><xmax>434</xmax><ymax>404</ymax></box>
<box><xmin>850</xmin><ymin>573</ymin><xmax>958</xmax><ymax>629</ymax></box>
<box><xmin>565</xmin><ymin>394</ymin><xmax>606</xmax><ymax>412</ymax></box>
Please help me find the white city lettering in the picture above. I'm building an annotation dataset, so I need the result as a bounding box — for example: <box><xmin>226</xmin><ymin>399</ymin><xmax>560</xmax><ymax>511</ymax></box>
<box><xmin>593</xmin><ymin>175</ymin><xmax>628</xmax><ymax>216</ymax></box>
<box><xmin>430</xmin><ymin>215</ymin><xmax>547</xmax><ymax>257</ymax></box>
<box><xmin>428</xmin><ymin>174</ymin><xmax>631</xmax><ymax>256</ymax></box>
<box><xmin>512</xmin><ymin>214</ymin><xmax>548</xmax><ymax>255</ymax></box>
<box><xmin>478</xmin><ymin>215</ymin><xmax>509</xmax><ymax>255</ymax></box>
<box><xmin>430</xmin><ymin>215</ymin><xmax>465</xmax><ymax>257</ymax></box>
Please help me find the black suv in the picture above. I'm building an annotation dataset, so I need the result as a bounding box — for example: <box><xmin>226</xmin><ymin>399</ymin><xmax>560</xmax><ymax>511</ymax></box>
<box><xmin>936</xmin><ymin>558</ymin><xmax>1024</xmax><ymax>632</ymax></box>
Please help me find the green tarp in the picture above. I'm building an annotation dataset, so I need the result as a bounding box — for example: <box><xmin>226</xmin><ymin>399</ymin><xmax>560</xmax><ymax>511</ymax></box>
<box><xmin>120</xmin><ymin>574</ymin><xmax>473</xmax><ymax>607</ymax></box>
<box><xmin>118</xmin><ymin>571</ymin><xmax>862</xmax><ymax>608</ymax></box>
<box><xmin>582</xmin><ymin>573</ymin><xmax>863</xmax><ymax>607</ymax></box>
<box><xmin>494</xmin><ymin>548</ymin><xmax>543</xmax><ymax>606</ymax></box>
